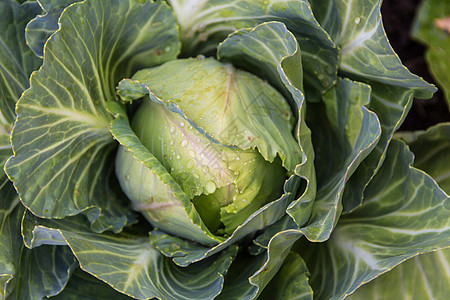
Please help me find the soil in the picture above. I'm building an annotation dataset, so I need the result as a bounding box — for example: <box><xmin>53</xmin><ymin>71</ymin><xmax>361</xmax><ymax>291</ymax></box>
<box><xmin>381</xmin><ymin>0</ymin><xmax>450</xmax><ymax>131</ymax></box>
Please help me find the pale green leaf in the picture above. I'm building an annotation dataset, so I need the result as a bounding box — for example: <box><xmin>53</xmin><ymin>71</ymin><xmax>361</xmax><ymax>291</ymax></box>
<box><xmin>5</xmin><ymin>0</ymin><xmax>180</xmax><ymax>232</ymax></box>
<box><xmin>167</xmin><ymin>0</ymin><xmax>338</xmax><ymax>98</ymax></box>
<box><xmin>301</xmin><ymin>140</ymin><xmax>450</xmax><ymax>300</ymax></box>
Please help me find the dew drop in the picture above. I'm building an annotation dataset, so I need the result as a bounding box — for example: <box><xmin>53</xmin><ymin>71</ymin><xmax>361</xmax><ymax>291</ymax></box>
<box><xmin>169</xmin><ymin>127</ymin><xmax>175</xmax><ymax>133</ymax></box>
<box><xmin>194</xmin><ymin>173</ymin><xmax>200</xmax><ymax>179</ymax></box>
<box><xmin>179</xmin><ymin>121</ymin><xmax>185</xmax><ymax>127</ymax></box>
<box><xmin>202</xmin><ymin>165</ymin><xmax>209</xmax><ymax>173</ymax></box>
<box><xmin>176</xmin><ymin>154</ymin><xmax>181</xmax><ymax>159</ymax></box>
<box><xmin>205</xmin><ymin>181</ymin><xmax>216</xmax><ymax>193</ymax></box>
<box><xmin>169</xmin><ymin>140</ymin><xmax>174</xmax><ymax>145</ymax></box>
<box><xmin>181</xmin><ymin>140</ymin><xmax>189</xmax><ymax>147</ymax></box>
<box><xmin>235</xmin><ymin>156</ymin><xmax>240</xmax><ymax>161</ymax></box>
<box><xmin>189</xmin><ymin>150</ymin><xmax>196</xmax><ymax>158</ymax></box>
<box><xmin>354</xmin><ymin>17</ymin><xmax>361</xmax><ymax>24</ymax></box>
<box><xmin>186</xmin><ymin>160</ymin><xmax>194</xmax><ymax>169</ymax></box>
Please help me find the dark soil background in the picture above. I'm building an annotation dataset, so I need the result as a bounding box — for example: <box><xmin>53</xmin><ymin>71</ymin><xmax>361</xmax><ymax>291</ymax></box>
<box><xmin>381</xmin><ymin>0</ymin><xmax>450</xmax><ymax>131</ymax></box>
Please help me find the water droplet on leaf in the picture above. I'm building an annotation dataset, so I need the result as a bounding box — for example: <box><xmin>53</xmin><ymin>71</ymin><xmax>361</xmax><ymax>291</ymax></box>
<box><xmin>206</xmin><ymin>181</ymin><xmax>216</xmax><ymax>193</ymax></box>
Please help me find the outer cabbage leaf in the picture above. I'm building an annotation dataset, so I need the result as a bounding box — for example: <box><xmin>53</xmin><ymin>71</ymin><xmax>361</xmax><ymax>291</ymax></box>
<box><xmin>349</xmin><ymin>123</ymin><xmax>450</xmax><ymax>299</ymax></box>
<box><xmin>215</xmin><ymin>229</ymin><xmax>304</xmax><ymax>299</ymax></box>
<box><xmin>51</xmin><ymin>268</ymin><xmax>133</xmax><ymax>300</ymax></box>
<box><xmin>1</xmin><ymin>2</ymin><xmax>77</xmax><ymax>298</ymax></box>
<box><xmin>309</xmin><ymin>0</ymin><xmax>437</xmax><ymax>211</ymax></box>
<box><xmin>0</xmin><ymin>186</ymin><xmax>76</xmax><ymax>299</ymax></box>
<box><xmin>0</xmin><ymin>0</ymin><xmax>41</xmax><ymax>127</ymax></box>
<box><xmin>310</xmin><ymin>0</ymin><xmax>435</xmax><ymax>97</ymax></box>
<box><xmin>259</xmin><ymin>252</ymin><xmax>313</xmax><ymax>300</ymax></box>
<box><xmin>299</xmin><ymin>78</ymin><xmax>381</xmax><ymax>241</ymax></box>
<box><xmin>22</xmin><ymin>212</ymin><xmax>237</xmax><ymax>300</ymax></box>
<box><xmin>0</xmin><ymin>0</ymin><xmax>42</xmax><ymax>173</ymax></box>
<box><xmin>167</xmin><ymin>0</ymin><xmax>338</xmax><ymax>99</ymax></box>
<box><xmin>299</xmin><ymin>140</ymin><xmax>450</xmax><ymax>300</ymax></box>
<box><xmin>348</xmin><ymin>248</ymin><xmax>450</xmax><ymax>300</ymax></box>
<box><xmin>5</xmin><ymin>0</ymin><xmax>180</xmax><ymax>232</ymax></box>
<box><xmin>25</xmin><ymin>0</ymin><xmax>82</xmax><ymax>58</ymax></box>
<box><xmin>343</xmin><ymin>84</ymin><xmax>416</xmax><ymax>211</ymax></box>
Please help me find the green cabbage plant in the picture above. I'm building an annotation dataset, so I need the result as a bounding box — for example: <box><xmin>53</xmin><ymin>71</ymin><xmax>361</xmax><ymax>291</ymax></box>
<box><xmin>1</xmin><ymin>0</ymin><xmax>449</xmax><ymax>299</ymax></box>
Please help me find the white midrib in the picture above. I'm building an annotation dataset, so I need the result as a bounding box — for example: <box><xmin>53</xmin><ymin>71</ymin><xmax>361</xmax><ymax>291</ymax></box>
<box><xmin>341</xmin><ymin>26</ymin><xmax>378</xmax><ymax>56</ymax></box>
<box><xmin>123</xmin><ymin>248</ymin><xmax>153</xmax><ymax>291</ymax></box>
<box><xmin>25</xmin><ymin>105</ymin><xmax>109</xmax><ymax>129</ymax></box>
<box><xmin>169</xmin><ymin>0</ymin><xmax>208</xmax><ymax>30</ymax></box>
